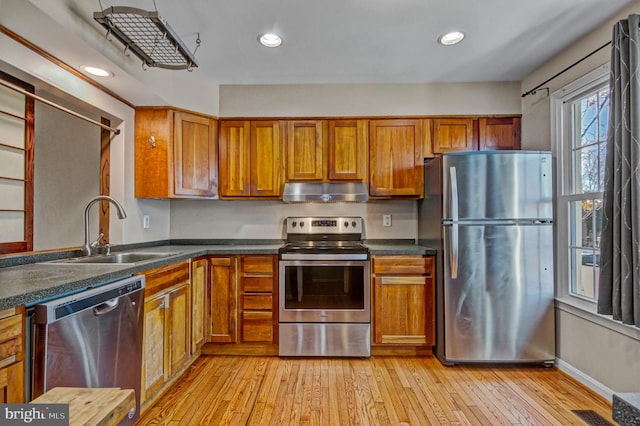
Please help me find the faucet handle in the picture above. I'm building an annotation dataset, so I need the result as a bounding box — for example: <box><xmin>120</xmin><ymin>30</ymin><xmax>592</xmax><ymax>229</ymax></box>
<box><xmin>90</xmin><ymin>232</ymin><xmax>104</xmax><ymax>249</ymax></box>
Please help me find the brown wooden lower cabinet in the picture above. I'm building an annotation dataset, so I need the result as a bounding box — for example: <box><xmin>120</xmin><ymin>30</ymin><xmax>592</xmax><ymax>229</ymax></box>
<box><xmin>0</xmin><ymin>306</ymin><xmax>25</xmax><ymax>403</ymax></box>
<box><xmin>141</xmin><ymin>261</ymin><xmax>192</xmax><ymax>409</ymax></box>
<box><xmin>190</xmin><ymin>258</ymin><xmax>207</xmax><ymax>353</ymax></box>
<box><xmin>205</xmin><ymin>254</ymin><xmax>278</xmax><ymax>354</ymax></box>
<box><xmin>208</xmin><ymin>256</ymin><xmax>237</xmax><ymax>343</ymax></box>
<box><xmin>239</xmin><ymin>256</ymin><xmax>277</xmax><ymax>344</ymax></box>
<box><xmin>372</xmin><ymin>255</ymin><xmax>435</xmax><ymax>354</ymax></box>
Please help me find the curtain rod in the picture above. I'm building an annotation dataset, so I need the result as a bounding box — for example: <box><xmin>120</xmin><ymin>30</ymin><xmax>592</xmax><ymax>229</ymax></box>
<box><xmin>0</xmin><ymin>79</ymin><xmax>120</xmax><ymax>135</ymax></box>
<box><xmin>521</xmin><ymin>40</ymin><xmax>611</xmax><ymax>98</ymax></box>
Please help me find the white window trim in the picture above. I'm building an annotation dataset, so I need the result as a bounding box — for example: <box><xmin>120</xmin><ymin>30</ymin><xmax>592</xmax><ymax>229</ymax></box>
<box><xmin>551</xmin><ymin>63</ymin><xmax>640</xmax><ymax>341</ymax></box>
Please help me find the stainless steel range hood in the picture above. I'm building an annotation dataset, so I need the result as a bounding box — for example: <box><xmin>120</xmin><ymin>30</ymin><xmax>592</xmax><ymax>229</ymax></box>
<box><xmin>282</xmin><ymin>182</ymin><xmax>369</xmax><ymax>203</ymax></box>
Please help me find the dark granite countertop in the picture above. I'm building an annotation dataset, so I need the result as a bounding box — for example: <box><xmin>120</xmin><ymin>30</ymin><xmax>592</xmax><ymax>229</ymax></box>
<box><xmin>0</xmin><ymin>240</ymin><xmax>434</xmax><ymax>310</ymax></box>
<box><xmin>366</xmin><ymin>240</ymin><xmax>436</xmax><ymax>255</ymax></box>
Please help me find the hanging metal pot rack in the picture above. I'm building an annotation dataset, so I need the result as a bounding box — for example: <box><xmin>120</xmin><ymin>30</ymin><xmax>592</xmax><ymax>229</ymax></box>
<box><xmin>93</xmin><ymin>2</ymin><xmax>200</xmax><ymax>71</ymax></box>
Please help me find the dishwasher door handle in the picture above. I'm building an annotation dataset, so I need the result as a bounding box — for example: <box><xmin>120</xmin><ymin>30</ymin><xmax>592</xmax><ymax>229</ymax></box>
<box><xmin>93</xmin><ymin>298</ymin><xmax>119</xmax><ymax>316</ymax></box>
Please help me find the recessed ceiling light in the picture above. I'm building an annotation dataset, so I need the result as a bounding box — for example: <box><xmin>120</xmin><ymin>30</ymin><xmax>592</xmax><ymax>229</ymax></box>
<box><xmin>80</xmin><ymin>65</ymin><xmax>114</xmax><ymax>77</ymax></box>
<box><xmin>438</xmin><ymin>31</ymin><xmax>465</xmax><ymax>46</ymax></box>
<box><xmin>258</xmin><ymin>33</ymin><xmax>282</xmax><ymax>48</ymax></box>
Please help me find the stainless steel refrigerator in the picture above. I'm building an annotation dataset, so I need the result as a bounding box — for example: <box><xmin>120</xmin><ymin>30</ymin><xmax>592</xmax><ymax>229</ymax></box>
<box><xmin>418</xmin><ymin>151</ymin><xmax>555</xmax><ymax>365</ymax></box>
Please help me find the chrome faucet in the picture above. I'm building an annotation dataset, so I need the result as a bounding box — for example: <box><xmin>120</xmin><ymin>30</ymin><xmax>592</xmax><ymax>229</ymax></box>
<box><xmin>83</xmin><ymin>196</ymin><xmax>127</xmax><ymax>256</ymax></box>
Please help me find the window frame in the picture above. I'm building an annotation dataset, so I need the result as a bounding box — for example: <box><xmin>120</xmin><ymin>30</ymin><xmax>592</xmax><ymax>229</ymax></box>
<box><xmin>552</xmin><ymin>65</ymin><xmax>609</xmax><ymax>312</ymax></box>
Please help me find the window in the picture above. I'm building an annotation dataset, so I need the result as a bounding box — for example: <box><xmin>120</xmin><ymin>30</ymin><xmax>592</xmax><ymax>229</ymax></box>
<box><xmin>553</xmin><ymin>65</ymin><xmax>609</xmax><ymax>304</ymax></box>
<box><xmin>0</xmin><ymin>72</ymin><xmax>34</xmax><ymax>254</ymax></box>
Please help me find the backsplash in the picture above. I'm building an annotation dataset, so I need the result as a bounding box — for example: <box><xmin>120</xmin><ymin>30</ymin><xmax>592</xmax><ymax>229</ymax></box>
<box><xmin>169</xmin><ymin>199</ymin><xmax>417</xmax><ymax>240</ymax></box>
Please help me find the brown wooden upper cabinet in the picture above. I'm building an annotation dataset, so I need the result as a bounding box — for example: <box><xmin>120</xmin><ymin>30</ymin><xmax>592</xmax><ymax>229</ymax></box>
<box><xmin>327</xmin><ymin>120</ymin><xmax>368</xmax><ymax>181</ymax></box>
<box><xmin>428</xmin><ymin>118</ymin><xmax>477</xmax><ymax>155</ymax></box>
<box><xmin>218</xmin><ymin>120</ymin><xmax>284</xmax><ymax>198</ymax></box>
<box><xmin>479</xmin><ymin>117</ymin><xmax>521</xmax><ymax>150</ymax></box>
<box><xmin>135</xmin><ymin>107</ymin><xmax>218</xmax><ymax>198</ymax></box>
<box><xmin>423</xmin><ymin>116</ymin><xmax>521</xmax><ymax>157</ymax></box>
<box><xmin>286</xmin><ymin>119</ymin><xmax>368</xmax><ymax>183</ymax></box>
<box><xmin>369</xmin><ymin>119</ymin><xmax>424</xmax><ymax>198</ymax></box>
<box><xmin>287</xmin><ymin>120</ymin><xmax>324</xmax><ymax>181</ymax></box>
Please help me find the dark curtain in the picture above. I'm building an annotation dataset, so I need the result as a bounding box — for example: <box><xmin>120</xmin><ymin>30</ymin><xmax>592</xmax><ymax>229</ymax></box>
<box><xmin>598</xmin><ymin>14</ymin><xmax>640</xmax><ymax>327</ymax></box>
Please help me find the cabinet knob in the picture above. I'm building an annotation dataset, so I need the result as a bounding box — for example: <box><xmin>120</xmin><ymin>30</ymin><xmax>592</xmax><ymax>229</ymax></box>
<box><xmin>149</xmin><ymin>135</ymin><xmax>156</xmax><ymax>148</ymax></box>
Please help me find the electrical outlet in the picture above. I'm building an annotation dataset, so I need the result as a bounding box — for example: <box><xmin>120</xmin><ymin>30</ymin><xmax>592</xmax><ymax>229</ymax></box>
<box><xmin>143</xmin><ymin>215</ymin><xmax>150</xmax><ymax>229</ymax></box>
<box><xmin>383</xmin><ymin>214</ymin><xmax>392</xmax><ymax>227</ymax></box>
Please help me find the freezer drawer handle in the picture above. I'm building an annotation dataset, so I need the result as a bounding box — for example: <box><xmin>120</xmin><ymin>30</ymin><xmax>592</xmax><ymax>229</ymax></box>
<box><xmin>449</xmin><ymin>167</ymin><xmax>459</xmax><ymax>279</ymax></box>
<box><xmin>93</xmin><ymin>298</ymin><xmax>119</xmax><ymax>316</ymax></box>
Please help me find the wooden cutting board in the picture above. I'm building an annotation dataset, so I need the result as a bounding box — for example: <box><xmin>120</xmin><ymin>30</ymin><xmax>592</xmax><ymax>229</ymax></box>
<box><xmin>30</xmin><ymin>387</ymin><xmax>135</xmax><ymax>426</ymax></box>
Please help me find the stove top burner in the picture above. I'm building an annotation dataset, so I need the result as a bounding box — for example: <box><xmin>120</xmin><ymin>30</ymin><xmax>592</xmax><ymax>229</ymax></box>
<box><xmin>280</xmin><ymin>216</ymin><xmax>369</xmax><ymax>259</ymax></box>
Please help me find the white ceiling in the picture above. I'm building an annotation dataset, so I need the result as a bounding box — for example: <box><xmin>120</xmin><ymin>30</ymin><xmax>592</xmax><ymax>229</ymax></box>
<box><xmin>34</xmin><ymin>0</ymin><xmax>636</xmax><ymax>86</ymax></box>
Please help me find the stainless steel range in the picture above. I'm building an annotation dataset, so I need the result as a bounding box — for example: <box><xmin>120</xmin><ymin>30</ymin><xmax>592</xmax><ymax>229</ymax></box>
<box><xmin>279</xmin><ymin>217</ymin><xmax>371</xmax><ymax>357</ymax></box>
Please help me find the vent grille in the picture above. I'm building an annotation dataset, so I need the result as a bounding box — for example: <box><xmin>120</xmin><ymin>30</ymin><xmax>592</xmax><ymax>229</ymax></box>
<box><xmin>572</xmin><ymin>410</ymin><xmax>614</xmax><ymax>426</ymax></box>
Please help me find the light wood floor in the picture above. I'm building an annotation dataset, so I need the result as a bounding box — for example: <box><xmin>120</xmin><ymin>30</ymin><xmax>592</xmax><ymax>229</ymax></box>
<box><xmin>139</xmin><ymin>355</ymin><xmax>613</xmax><ymax>425</ymax></box>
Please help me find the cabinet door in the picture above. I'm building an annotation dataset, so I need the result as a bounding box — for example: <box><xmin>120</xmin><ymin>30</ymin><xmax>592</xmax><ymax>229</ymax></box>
<box><xmin>286</xmin><ymin>120</ymin><xmax>325</xmax><ymax>181</ymax></box>
<box><xmin>432</xmin><ymin>118</ymin><xmax>476</xmax><ymax>153</ymax></box>
<box><xmin>369</xmin><ymin>119</ymin><xmax>423</xmax><ymax>197</ymax></box>
<box><xmin>251</xmin><ymin>121</ymin><xmax>283</xmax><ymax>196</ymax></box>
<box><xmin>142</xmin><ymin>294</ymin><xmax>168</xmax><ymax>403</ymax></box>
<box><xmin>374</xmin><ymin>276</ymin><xmax>430</xmax><ymax>345</ymax></box>
<box><xmin>219</xmin><ymin>121</ymin><xmax>251</xmax><ymax>197</ymax></box>
<box><xmin>135</xmin><ymin>108</ymin><xmax>173</xmax><ymax>198</ymax></box>
<box><xmin>0</xmin><ymin>307</ymin><xmax>24</xmax><ymax>403</ymax></box>
<box><xmin>168</xmin><ymin>284</ymin><xmax>190</xmax><ymax>376</ymax></box>
<box><xmin>209</xmin><ymin>257</ymin><xmax>237</xmax><ymax>343</ymax></box>
<box><xmin>191</xmin><ymin>258</ymin><xmax>207</xmax><ymax>353</ymax></box>
<box><xmin>327</xmin><ymin>119</ymin><xmax>368</xmax><ymax>181</ymax></box>
<box><xmin>174</xmin><ymin>111</ymin><xmax>218</xmax><ymax>197</ymax></box>
<box><xmin>0</xmin><ymin>361</ymin><xmax>24</xmax><ymax>403</ymax></box>
<box><xmin>479</xmin><ymin>117</ymin><xmax>521</xmax><ymax>150</ymax></box>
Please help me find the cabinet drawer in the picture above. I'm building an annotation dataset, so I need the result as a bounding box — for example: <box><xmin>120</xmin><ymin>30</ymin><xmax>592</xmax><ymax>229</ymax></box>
<box><xmin>144</xmin><ymin>262</ymin><xmax>190</xmax><ymax>297</ymax></box>
<box><xmin>373</xmin><ymin>256</ymin><xmax>433</xmax><ymax>275</ymax></box>
<box><xmin>242</xmin><ymin>256</ymin><xmax>273</xmax><ymax>275</ymax></box>
<box><xmin>243</xmin><ymin>277</ymin><xmax>273</xmax><ymax>293</ymax></box>
<box><xmin>241</xmin><ymin>311</ymin><xmax>273</xmax><ymax>342</ymax></box>
<box><xmin>243</xmin><ymin>294</ymin><xmax>273</xmax><ymax>310</ymax></box>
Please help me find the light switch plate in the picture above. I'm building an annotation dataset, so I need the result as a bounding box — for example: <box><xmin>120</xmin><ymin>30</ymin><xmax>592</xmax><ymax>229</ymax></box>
<box><xmin>383</xmin><ymin>214</ymin><xmax>392</xmax><ymax>227</ymax></box>
<box><xmin>143</xmin><ymin>215</ymin><xmax>150</xmax><ymax>229</ymax></box>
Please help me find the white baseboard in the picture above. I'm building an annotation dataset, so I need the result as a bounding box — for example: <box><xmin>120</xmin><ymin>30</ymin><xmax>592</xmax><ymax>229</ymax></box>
<box><xmin>556</xmin><ymin>358</ymin><xmax>615</xmax><ymax>402</ymax></box>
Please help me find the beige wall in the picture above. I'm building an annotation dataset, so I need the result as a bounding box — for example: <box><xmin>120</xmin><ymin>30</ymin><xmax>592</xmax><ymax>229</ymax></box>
<box><xmin>521</xmin><ymin>1</ymin><xmax>640</xmax><ymax>398</ymax></box>
<box><xmin>556</xmin><ymin>309</ymin><xmax>640</xmax><ymax>395</ymax></box>
<box><xmin>170</xmin><ymin>200</ymin><xmax>416</xmax><ymax>240</ymax></box>
<box><xmin>220</xmin><ymin>82</ymin><xmax>522</xmax><ymax>117</ymax></box>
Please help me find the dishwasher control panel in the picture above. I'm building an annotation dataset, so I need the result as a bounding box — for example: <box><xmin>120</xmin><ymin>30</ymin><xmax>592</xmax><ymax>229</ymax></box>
<box><xmin>34</xmin><ymin>275</ymin><xmax>145</xmax><ymax>324</ymax></box>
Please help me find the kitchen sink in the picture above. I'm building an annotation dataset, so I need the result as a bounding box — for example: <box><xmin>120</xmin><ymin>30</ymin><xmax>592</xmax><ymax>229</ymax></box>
<box><xmin>49</xmin><ymin>252</ymin><xmax>181</xmax><ymax>265</ymax></box>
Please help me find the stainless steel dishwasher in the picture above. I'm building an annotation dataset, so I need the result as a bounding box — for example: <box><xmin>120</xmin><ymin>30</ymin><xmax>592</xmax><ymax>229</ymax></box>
<box><xmin>31</xmin><ymin>275</ymin><xmax>145</xmax><ymax>425</ymax></box>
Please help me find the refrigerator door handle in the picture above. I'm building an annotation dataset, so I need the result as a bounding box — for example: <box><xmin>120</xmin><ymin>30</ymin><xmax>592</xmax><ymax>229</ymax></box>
<box><xmin>450</xmin><ymin>223</ymin><xmax>458</xmax><ymax>278</ymax></box>
<box><xmin>449</xmin><ymin>166</ymin><xmax>458</xmax><ymax>222</ymax></box>
<box><xmin>449</xmin><ymin>167</ymin><xmax>459</xmax><ymax>278</ymax></box>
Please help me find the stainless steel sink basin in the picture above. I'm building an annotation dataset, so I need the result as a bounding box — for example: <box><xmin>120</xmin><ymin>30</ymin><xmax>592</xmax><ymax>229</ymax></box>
<box><xmin>49</xmin><ymin>252</ymin><xmax>181</xmax><ymax>265</ymax></box>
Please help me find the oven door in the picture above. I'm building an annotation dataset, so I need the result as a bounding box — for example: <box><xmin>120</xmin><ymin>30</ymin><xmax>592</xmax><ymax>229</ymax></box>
<box><xmin>279</xmin><ymin>259</ymin><xmax>371</xmax><ymax>323</ymax></box>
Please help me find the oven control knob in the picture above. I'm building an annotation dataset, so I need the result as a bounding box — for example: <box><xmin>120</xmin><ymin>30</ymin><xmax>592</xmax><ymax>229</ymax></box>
<box><xmin>352</xmin><ymin>221</ymin><xmax>357</xmax><ymax>228</ymax></box>
<box><xmin>292</xmin><ymin>221</ymin><xmax>297</xmax><ymax>228</ymax></box>
<box><xmin>344</xmin><ymin>221</ymin><xmax>349</xmax><ymax>228</ymax></box>
<box><xmin>300</xmin><ymin>221</ymin><xmax>305</xmax><ymax>228</ymax></box>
